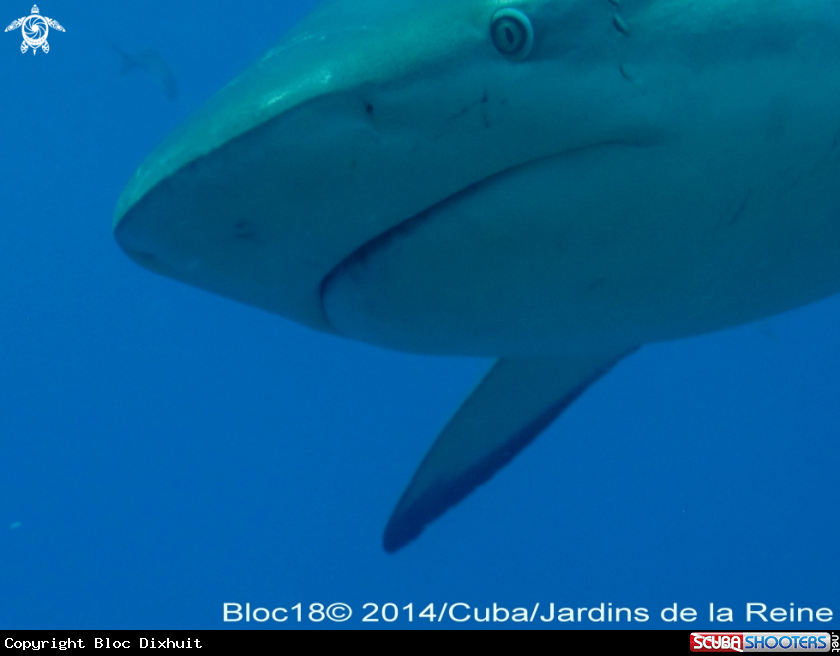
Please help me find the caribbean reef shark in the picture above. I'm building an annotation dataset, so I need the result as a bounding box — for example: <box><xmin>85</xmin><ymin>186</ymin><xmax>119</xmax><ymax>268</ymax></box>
<box><xmin>112</xmin><ymin>45</ymin><xmax>178</xmax><ymax>101</ymax></box>
<box><xmin>113</xmin><ymin>0</ymin><xmax>840</xmax><ymax>552</ymax></box>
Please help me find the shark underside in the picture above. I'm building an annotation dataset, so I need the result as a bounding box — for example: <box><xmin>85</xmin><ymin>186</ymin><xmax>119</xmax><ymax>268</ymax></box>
<box><xmin>113</xmin><ymin>0</ymin><xmax>840</xmax><ymax>551</ymax></box>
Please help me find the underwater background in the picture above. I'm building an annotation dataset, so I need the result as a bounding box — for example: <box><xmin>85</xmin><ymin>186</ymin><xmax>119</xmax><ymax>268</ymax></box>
<box><xmin>0</xmin><ymin>0</ymin><xmax>838</xmax><ymax>629</ymax></box>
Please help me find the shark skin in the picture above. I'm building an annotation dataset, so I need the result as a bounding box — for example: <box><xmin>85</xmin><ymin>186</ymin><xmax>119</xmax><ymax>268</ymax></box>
<box><xmin>114</xmin><ymin>0</ymin><xmax>840</xmax><ymax>551</ymax></box>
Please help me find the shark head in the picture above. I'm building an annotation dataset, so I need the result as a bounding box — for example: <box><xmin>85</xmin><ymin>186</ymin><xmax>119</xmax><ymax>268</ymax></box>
<box><xmin>113</xmin><ymin>0</ymin><xmax>668</xmax><ymax>354</ymax></box>
<box><xmin>114</xmin><ymin>0</ymin><xmax>840</xmax><ymax>550</ymax></box>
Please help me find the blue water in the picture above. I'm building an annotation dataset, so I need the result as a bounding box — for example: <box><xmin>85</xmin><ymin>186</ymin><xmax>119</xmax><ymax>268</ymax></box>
<box><xmin>1</xmin><ymin>0</ymin><xmax>837</xmax><ymax>630</ymax></box>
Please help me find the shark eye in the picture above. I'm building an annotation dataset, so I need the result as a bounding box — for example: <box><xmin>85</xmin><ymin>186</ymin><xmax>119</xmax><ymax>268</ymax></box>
<box><xmin>491</xmin><ymin>8</ymin><xmax>534</xmax><ymax>60</ymax></box>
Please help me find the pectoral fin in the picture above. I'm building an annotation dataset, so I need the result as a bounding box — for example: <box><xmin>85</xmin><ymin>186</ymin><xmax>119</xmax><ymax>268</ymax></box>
<box><xmin>383</xmin><ymin>349</ymin><xmax>637</xmax><ymax>552</ymax></box>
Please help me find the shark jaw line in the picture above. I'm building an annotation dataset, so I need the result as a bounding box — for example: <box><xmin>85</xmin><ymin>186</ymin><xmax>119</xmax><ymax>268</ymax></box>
<box><xmin>319</xmin><ymin>138</ymin><xmax>646</xmax><ymax>337</ymax></box>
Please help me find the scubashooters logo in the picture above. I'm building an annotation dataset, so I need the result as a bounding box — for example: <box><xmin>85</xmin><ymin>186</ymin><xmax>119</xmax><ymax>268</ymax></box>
<box><xmin>690</xmin><ymin>632</ymin><xmax>835</xmax><ymax>653</ymax></box>
<box><xmin>4</xmin><ymin>5</ymin><xmax>64</xmax><ymax>54</ymax></box>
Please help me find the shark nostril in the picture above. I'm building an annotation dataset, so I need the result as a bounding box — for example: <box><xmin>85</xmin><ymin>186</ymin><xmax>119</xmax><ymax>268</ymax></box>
<box><xmin>131</xmin><ymin>250</ymin><xmax>160</xmax><ymax>266</ymax></box>
<box><xmin>491</xmin><ymin>8</ymin><xmax>534</xmax><ymax>61</ymax></box>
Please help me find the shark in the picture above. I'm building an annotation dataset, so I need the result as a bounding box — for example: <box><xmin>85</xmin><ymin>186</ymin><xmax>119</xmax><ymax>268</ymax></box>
<box><xmin>112</xmin><ymin>45</ymin><xmax>178</xmax><ymax>101</ymax></box>
<box><xmin>112</xmin><ymin>0</ymin><xmax>840</xmax><ymax>552</ymax></box>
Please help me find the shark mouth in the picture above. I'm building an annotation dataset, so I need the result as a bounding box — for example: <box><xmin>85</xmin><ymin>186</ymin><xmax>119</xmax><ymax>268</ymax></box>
<box><xmin>319</xmin><ymin>140</ymin><xmax>640</xmax><ymax>340</ymax></box>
